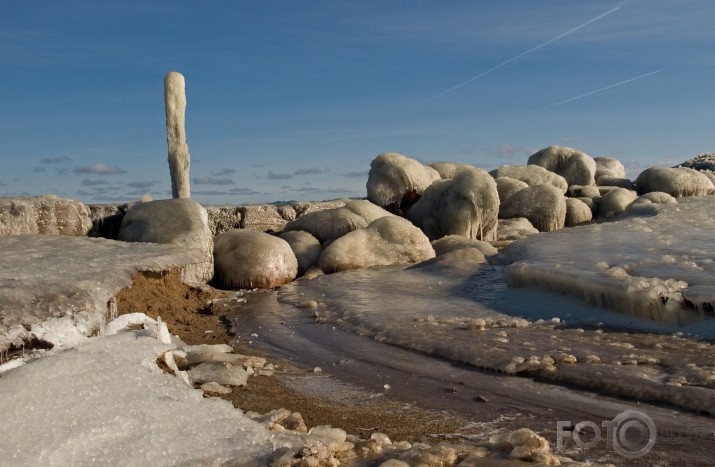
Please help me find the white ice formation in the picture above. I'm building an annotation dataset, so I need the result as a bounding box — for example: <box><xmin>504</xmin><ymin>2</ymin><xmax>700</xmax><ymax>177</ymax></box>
<box><xmin>489</xmin><ymin>164</ymin><xmax>568</xmax><ymax>194</ymax></box>
<box><xmin>428</xmin><ymin>161</ymin><xmax>478</xmax><ymax>179</ymax></box>
<box><xmin>594</xmin><ymin>156</ymin><xmax>626</xmax><ymax>180</ymax></box>
<box><xmin>495</xmin><ymin>176</ymin><xmax>528</xmax><ymax>211</ymax></box>
<box><xmin>366</xmin><ymin>152</ymin><xmax>441</xmax><ymax>207</ymax></box>
<box><xmin>164</xmin><ymin>71</ymin><xmax>191</xmax><ymax>199</ymax></box>
<box><xmin>635</xmin><ymin>167</ymin><xmax>715</xmax><ymax>197</ymax></box>
<box><xmin>499</xmin><ymin>184</ymin><xmax>566</xmax><ymax>232</ymax></box>
<box><xmin>0</xmin><ymin>195</ymin><xmax>92</xmax><ymax>236</ymax></box>
<box><xmin>118</xmin><ymin>198</ymin><xmax>214</xmax><ymax>283</ymax></box>
<box><xmin>319</xmin><ymin>216</ymin><xmax>435</xmax><ymax>273</ymax></box>
<box><xmin>503</xmin><ymin>196</ymin><xmax>715</xmax><ymax>324</ymax></box>
<box><xmin>279</xmin><ymin>230</ymin><xmax>322</xmax><ymax>275</ymax></box>
<box><xmin>0</xmin><ymin>235</ymin><xmax>207</xmax><ymax>353</ymax></box>
<box><xmin>406</xmin><ymin>168</ymin><xmax>499</xmax><ymax>241</ymax></box>
<box><xmin>595</xmin><ymin>187</ymin><xmax>637</xmax><ymax>220</ymax></box>
<box><xmin>564</xmin><ymin>198</ymin><xmax>592</xmax><ymax>227</ymax></box>
<box><xmin>528</xmin><ymin>145</ymin><xmax>597</xmax><ymax>187</ymax></box>
<box><xmin>213</xmin><ymin>229</ymin><xmax>298</xmax><ymax>289</ymax></box>
<box><xmin>283</xmin><ymin>199</ymin><xmax>392</xmax><ymax>244</ymax></box>
<box><xmin>431</xmin><ymin>235</ymin><xmax>498</xmax><ymax>258</ymax></box>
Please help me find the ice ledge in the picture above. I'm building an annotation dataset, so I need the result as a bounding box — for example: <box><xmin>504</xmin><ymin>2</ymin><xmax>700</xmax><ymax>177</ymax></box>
<box><xmin>0</xmin><ymin>235</ymin><xmax>207</xmax><ymax>353</ymax></box>
<box><xmin>502</xmin><ymin>197</ymin><xmax>715</xmax><ymax>326</ymax></box>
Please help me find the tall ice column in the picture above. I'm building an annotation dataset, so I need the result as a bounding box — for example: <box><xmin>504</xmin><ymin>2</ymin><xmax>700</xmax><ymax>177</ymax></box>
<box><xmin>164</xmin><ymin>71</ymin><xmax>191</xmax><ymax>199</ymax></box>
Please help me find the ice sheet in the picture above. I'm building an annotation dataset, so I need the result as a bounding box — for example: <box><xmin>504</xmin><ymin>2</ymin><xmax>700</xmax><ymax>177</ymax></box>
<box><xmin>0</xmin><ymin>235</ymin><xmax>207</xmax><ymax>352</ymax></box>
<box><xmin>0</xmin><ymin>330</ymin><xmax>275</xmax><ymax>466</ymax></box>
<box><xmin>502</xmin><ymin>196</ymin><xmax>715</xmax><ymax>325</ymax></box>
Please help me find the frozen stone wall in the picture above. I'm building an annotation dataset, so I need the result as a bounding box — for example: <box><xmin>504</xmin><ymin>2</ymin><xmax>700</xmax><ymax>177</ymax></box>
<box><xmin>0</xmin><ymin>195</ymin><xmax>92</xmax><ymax>236</ymax></box>
<box><xmin>90</xmin><ymin>199</ymin><xmax>348</xmax><ymax>238</ymax></box>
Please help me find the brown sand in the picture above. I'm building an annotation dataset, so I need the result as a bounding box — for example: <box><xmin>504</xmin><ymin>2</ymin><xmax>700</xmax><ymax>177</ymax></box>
<box><xmin>114</xmin><ymin>268</ymin><xmax>486</xmax><ymax>443</ymax></box>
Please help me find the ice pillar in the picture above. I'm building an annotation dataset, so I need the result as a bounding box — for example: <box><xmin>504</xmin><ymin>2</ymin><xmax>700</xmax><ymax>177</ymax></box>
<box><xmin>164</xmin><ymin>71</ymin><xmax>191</xmax><ymax>199</ymax></box>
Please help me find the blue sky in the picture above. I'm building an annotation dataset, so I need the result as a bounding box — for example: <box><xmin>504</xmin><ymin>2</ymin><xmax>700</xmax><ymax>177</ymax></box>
<box><xmin>1</xmin><ymin>0</ymin><xmax>713</xmax><ymax>205</ymax></box>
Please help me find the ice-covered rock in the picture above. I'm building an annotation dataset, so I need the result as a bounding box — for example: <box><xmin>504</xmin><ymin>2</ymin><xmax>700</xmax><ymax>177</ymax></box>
<box><xmin>528</xmin><ymin>145</ymin><xmax>597</xmax><ymax>186</ymax></box>
<box><xmin>594</xmin><ymin>156</ymin><xmax>626</xmax><ymax>180</ymax></box>
<box><xmin>366</xmin><ymin>152</ymin><xmax>441</xmax><ymax>207</ymax></box>
<box><xmin>118</xmin><ymin>198</ymin><xmax>213</xmax><ymax>283</ymax></box>
<box><xmin>495</xmin><ymin>176</ymin><xmax>528</xmax><ymax>211</ymax></box>
<box><xmin>596</xmin><ymin>175</ymin><xmax>635</xmax><ymax>190</ymax></box>
<box><xmin>0</xmin><ymin>195</ymin><xmax>92</xmax><ymax>236</ymax></box>
<box><xmin>635</xmin><ymin>167</ymin><xmax>715</xmax><ymax>197</ymax></box>
<box><xmin>564</xmin><ymin>198</ymin><xmax>592</xmax><ymax>226</ymax></box>
<box><xmin>625</xmin><ymin>192</ymin><xmax>678</xmax><ymax>217</ymax></box>
<box><xmin>506</xmin><ymin>428</ymin><xmax>559</xmax><ymax>464</ymax></box>
<box><xmin>165</xmin><ymin>71</ymin><xmax>191</xmax><ymax>199</ymax></box>
<box><xmin>489</xmin><ymin>164</ymin><xmax>568</xmax><ymax>193</ymax></box>
<box><xmin>431</xmin><ymin>235</ymin><xmax>497</xmax><ymax>258</ymax></box>
<box><xmin>676</xmin><ymin>152</ymin><xmax>715</xmax><ymax>172</ymax></box>
<box><xmin>500</xmin><ymin>184</ymin><xmax>566</xmax><ymax>232</ymax></box>
<box><xmin>406</xmin><ymin>168</ymin><xmax>499</xmax><ymax>241</ymax></box>
<box><xmin>409</xmin><ymin>247</ymin><xmax>487</xmax><ymax>272</ymax></box>
<box><xmin>496</xmin><ymin>218</ymin><xmax>539</xmax><ymax>243</ymax></box>
<box><xmin>187</xmin><ymin>361</ymin><xmax>249</xmax><ymax>387</ymax></box>
<box><xmin>280</xmin><ymin>230</ymin><xmax>322</xmax><ymax>275</ymax></box>
<box><xmin>0</xmin><ymin>235</ymin><xmax>207</xmax><ymax>353</ymax></box>
<box><xmin>213</xmin><ymin>229</ymin><xmax>298</xmax><ymax>289</ymax></box>
<box><xmin>570</xmin><ymin>184</ymin><xmax>601</xmax><ymax>199</ymax></box>
<box><xmin>319</xmin><ymin>216</ymin><xmax>434</xmax><ymax>273</ymax></box>
<box><xmin>596</xmin><ymin>187</ymin><xmax>637</xmax><ymax>219</ymax></box>
<box><xmin>427</xmin><ymin>161</ymin><xmax>477</xmax><ymax>179</ymax></box>
<box><xmin>283</xmin><ymin>199</ymin><xmax>392</xmax><ymax>244</ymax></box>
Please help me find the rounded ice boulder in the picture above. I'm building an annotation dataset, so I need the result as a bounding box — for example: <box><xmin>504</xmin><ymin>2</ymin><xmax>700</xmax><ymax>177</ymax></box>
<box><xmin>428</xmin><ymin>161</ymin><xmax>477</xmax><ymax>179</ymax></box>
<box><xmin>635</xmin><ymin>167</ymin><xmax>715</xmax><ymax>197</ymax></box>
<box><xmin>213</xmin><ymin>229</ymin><xmax>298</xmax><ymax>289</ymax></box>
<box><xmin>597</xmin><ymin>188</ymin><xmax>638</xmax><ymax>219</ymax></box>
<box><xmin>565</xmin><ymin>198</ymin><xmax>593</xmax><ymax>226</ymax></box>
<box><xmin>594</xmin><ymin>156</ymin><xmax>626</xmax><ymax>180</ymax></box>
<box><xmin>495</xmin><ymin>176</ymin><xmax>528</xmax><ymax>209</ymax></box>
<box><xmin>406</xmin><ymin>168</ymin><xmax>499</xmax><ymax>241</ymax></box>
<box><xmin>528</xmin><ymin>145</ymin><xmax>597</xmax><ymax>186</ymax></box>
<box><xmin>283</xmin><ymin>199</ymin><xmax>391</xmax><ymax>244</ymax></box>
<box><xmin>279</xmin><ymin>230</ymin><xmax>322</xmax><ymax>275</ymax></box>
<box><xmin>118</xmin><ymin>198</ymin><xmax>213</xmax><ymax>283</ymax></box>
<box><xmin>625</xmin><ymin>191</ymin><xmax>677</xmax><ymax>216</ymax></box>
<box><xmin>319</xmin><ymin>216</ymin><xmax>435</xmax><ymax>273</ymax></box>
<box><xmin>431</xmin><ymin>235</ymin><xmax>497</xmax><ymax>258</ymax></box>
<box><xmin>489</xmin><ymin>165</ymin><xmax>568</xmax><ymax>194</ymax></box>
<box><xmin>366</xmin><ymin>152</ymin><xmax>441</xmax><ymax>208</ymax></box>
<box><xmin>500</xmin><ymin>184</ymin><xmax>566</xmax><ymax>232</ymax></box>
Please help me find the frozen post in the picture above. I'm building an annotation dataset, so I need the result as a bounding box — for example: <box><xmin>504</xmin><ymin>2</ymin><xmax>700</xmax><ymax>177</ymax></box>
<box><xmin>164</xmin><ymin>71</ymin><xmax>191</xmax><ymax>198</ymax></box>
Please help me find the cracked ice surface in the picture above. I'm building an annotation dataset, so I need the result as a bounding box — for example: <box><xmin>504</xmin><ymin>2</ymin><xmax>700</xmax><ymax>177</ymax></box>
<box><xmin>0</xmin><ymin>235</ymin><xmax>207</xmax><ymax>352</ymax></box>
<box><xmin>503</xmin><ymin>196</ymin><xmax>715</xmax><ymax>325</ymax></box>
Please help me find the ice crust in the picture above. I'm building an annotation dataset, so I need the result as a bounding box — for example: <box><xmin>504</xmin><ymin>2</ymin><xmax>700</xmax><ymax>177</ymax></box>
<box><xmin>0</xmin><ymin>331</ymin><xmax>277</xmax><ymax>466</ymax></box>
<box><xmin>0</xmin><ymin>235</ymin><xmax>207</xmax><ymax>352</ymax></box>
<box><xmin>503</xmin><ymin>197</ymin><xmax>715</xmax><ymax>325</ymax></box>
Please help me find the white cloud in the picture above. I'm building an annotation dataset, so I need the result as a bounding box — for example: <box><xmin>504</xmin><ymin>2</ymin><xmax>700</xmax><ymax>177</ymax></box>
<box><xmin>74</xmin><ymin>163</ymin><xmax>126</xmax><ymax>175</ymax></box>
<box><xmin>193</xmin><ymin>176</ymin><xmax>234</xmax><ymax>185</ymax></box>
<box><xmin>267</xmin><ymin>171</ymin><xmax>294</xmax><ymax>180</ymax></box>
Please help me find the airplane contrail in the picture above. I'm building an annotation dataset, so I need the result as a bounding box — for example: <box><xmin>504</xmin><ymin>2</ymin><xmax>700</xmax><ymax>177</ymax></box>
<box><xmin>409</xmin><ymin>1</ymin><xmax>629</xmax><ymax>111</ymax></box>
<box><xmin>533</xmin><ymin>69</ymin><xmax>662</xmax><ymax>112</ymax></box>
